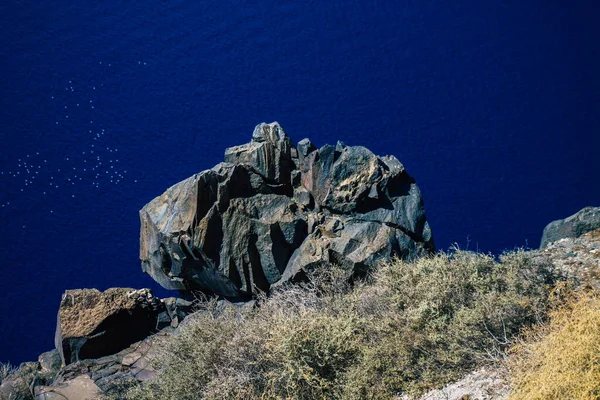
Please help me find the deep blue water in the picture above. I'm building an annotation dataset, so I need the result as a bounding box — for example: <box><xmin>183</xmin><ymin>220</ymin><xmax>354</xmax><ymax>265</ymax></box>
<box><xmin>1</xmin><ymin>0</ymin><xmax>599</xmax><ymax>364</ymax></box>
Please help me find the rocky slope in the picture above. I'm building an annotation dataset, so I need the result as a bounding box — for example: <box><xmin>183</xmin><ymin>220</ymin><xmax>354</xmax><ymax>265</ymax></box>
<box><xmin>0</xmin><ymin>122</ymin><xmax>597</xmax><ymax>400</ymax></box>
<box><xmin>540</xmin><ymin>206</ymin><xmax>600</xmax><ymax>248</ymax></box>
<box><xmin>400</xmin><ymin>206</ymin><xmax>600</xmax><ymax>400</ymax></box>
<box><xmin>1</xmin><ymin>123</ymin><xmax>436</xmax><ymax>399</ymax></box>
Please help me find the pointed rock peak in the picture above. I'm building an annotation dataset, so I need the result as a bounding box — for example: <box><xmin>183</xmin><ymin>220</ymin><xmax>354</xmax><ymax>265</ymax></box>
<box><xmin>335</xmin><ymin>140</ymin><xmax>347</xmax><ymax>152</ymax></box>
<box><xmin>224</xmin><ymin>122</ymin><xmax>294</xmax><ymax>185</ymax></box>
<box><xmin>252</xmin><ymin>122</ymin><xmax>290</xmax><ymax>145</ymax></box>
<box><xmin>297</xmin><ymin>138</ymin><xmax>316</xmax><ymax>157</ymax></box>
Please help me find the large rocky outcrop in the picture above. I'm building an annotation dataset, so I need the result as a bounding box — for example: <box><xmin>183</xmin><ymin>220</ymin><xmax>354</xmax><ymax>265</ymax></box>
<box><xmin>540</xmin><ymin>206</ymin><xmax>600</xmax><ymax>248</ymax></box>
<box><xmin>140</xmin><ymin>122</ymin><xmax>435</xmax><ymax>297</ymax></box>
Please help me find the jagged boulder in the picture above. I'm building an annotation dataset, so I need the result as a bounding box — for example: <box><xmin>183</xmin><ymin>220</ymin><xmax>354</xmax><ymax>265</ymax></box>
<box><xmin>540</xmin><ymin>206</ymin><xmax>600</xmax><ymax>248</ymax></box>
<box><xmin>279</xmin><ymin>216</ymin><xmax>426</xmax><ymax>284</ymax></box>
<box><xmin>140</xmin><ymin>122</ymin><xmax>435</xmax><ymax>297</ymax></box>
<box><xmin>54</xmin><ymin>288</ymin><xmax>165</xmax><ymax>366</ymax></box>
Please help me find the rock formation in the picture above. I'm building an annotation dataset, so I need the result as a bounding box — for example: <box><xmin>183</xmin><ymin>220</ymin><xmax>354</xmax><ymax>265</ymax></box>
<box><xmin>540</xmin><ymin>206</ymin><xmax>600</xmax><ymax>248</ymax></box>
<box><xmin>0</xmin><ymin>298</ymin><xmax>259</xmax><ymax>400</ymax></box>
<box><xmin>2</xmin><ymin>120</ymin><xmax>598</xmax><ymax>399</ymax></box>
<box><xmin>55</xmin><ymin>288</ymin><xmax>192</xmax><ymax>366</ymax></box>
<box><xmin>534</xmin><ymin>226</ymin><xmax>600</xmax><ymax>290</ymax></box>
<box><xmin>139</xmin><ymin>122</ymin><xmax>435</xmax><ymax>297</ymax></box>
<box><xmin>0</xmin><ymin>122</ymin><xmax>440</xmax><ymax>399</ymax></box>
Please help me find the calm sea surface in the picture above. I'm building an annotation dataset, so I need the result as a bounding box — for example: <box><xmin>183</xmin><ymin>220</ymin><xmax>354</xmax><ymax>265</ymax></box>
<box><xmin>1</xmin><ymin>0</ymin><xmax>598</xmax><ymax>363</ymax></box>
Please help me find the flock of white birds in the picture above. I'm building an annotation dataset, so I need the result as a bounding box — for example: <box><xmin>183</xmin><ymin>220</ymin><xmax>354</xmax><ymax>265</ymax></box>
<box><xmin>0</xmin><ymin>61</ymin><xmax>148</xmax><ymax>213</ymax></box>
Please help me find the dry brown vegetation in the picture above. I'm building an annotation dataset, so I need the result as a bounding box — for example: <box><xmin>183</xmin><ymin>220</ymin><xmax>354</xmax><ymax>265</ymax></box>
<box><xmin>508</xmin><ymin>285</ymin><xmax>600</xmax><ymax>400</ymax></box>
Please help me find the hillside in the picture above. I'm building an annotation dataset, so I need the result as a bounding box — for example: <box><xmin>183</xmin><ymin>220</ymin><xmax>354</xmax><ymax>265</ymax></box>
<box><xmin>1</xmin><ymin>124</ymin><xmax>598</xmax><ymax>400</ymax></box>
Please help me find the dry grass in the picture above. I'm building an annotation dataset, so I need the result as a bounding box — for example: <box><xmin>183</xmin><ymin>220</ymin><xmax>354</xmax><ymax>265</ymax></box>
<box><xmin>508</xmin><ymin>286</ymin><xmax>600</xmax><ymax>400</ymax></box>
<box><xmin>0</xmin><ymin>362</ymin><xmax>17</xmax><ymax>384</ymax></box>
<box><xmin>119</xmin><ymin>249</ymin><xmax>561</xmax><ymax>400</ymax></box>
<box><xmin>0</xmin><ymin>361</ymin><xmax>36</xmax><ymax>400</ymax></box>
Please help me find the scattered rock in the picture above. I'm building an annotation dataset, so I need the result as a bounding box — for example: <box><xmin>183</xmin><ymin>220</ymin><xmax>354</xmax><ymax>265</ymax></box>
<box><xmin>140</xmin><ymin>122</ymin><xmax>435</xmax><ymax>297</ymax></box>
<box><xmin>540</xmin><ymin>206</ymin><xmax>600</xmax><ymax>248</ymax></box>
<box><xmin>161</xmin><ymin>297</ymin><xmax>194</xmax><ymax>328</ymax></box>
<box><xmin>2</xmin><ymin>287</ymin><xmax>197</xmax><ymax>399</ymax></box>
<box><xmin>38</xmin><ymin>330</ymin><xmax>171</xmax><ymax>399</ymax></box>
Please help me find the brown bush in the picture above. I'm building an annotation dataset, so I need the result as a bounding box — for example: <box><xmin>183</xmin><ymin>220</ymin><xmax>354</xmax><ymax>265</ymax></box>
<box><xmin>508</xmin><ymin>287</ymin><xmax>600</xmax><ymax>400</ymax></box>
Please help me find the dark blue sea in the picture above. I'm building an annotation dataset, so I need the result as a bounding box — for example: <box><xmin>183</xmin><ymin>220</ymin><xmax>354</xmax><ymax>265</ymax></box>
<box><xmin>1</xmin><ymin>0</ymin><xmax>599</xmax><ymax>364</ymax></box>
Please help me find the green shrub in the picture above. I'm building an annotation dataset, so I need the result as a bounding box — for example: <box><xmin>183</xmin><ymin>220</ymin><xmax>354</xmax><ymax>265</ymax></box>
<box><xmin>342</xmin><ymin>249</ymin><xmax>557</xmax><ymax>398</ymax></box>
<box><xmin>123</xmin><ymin>249</ymin><xmax>561</xmax><ymax>400</ymax></box>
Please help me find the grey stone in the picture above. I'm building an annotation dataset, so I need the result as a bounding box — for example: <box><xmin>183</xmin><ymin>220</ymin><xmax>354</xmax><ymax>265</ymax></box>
<box><xmin>132</xmin><ymin>368</ymin><xmax>156</xmax><ymax>381</ymax></box>
<box><xmin>94</xmin><ymin>371</ymin><xmax>137</xmax><ymax>395</ymax></box>
<box><xmin>540</xmin><ymin>207</ymin><xmax>600</xmax><ymax>248</ymax></box>
<box><xmin>224</xmin><ymin>122</ymin><xmax>294</xmax><ymax>186</ymax></box>
<box><xmin>533</xmin><ymin>227</ymin><xmax>600</xmax><ymax>290</ymax></box>
<box><xmin>279</xmin><ymin>216</ymin><xmax>431</xmax><ymax>284</ymax></box>
<box><xmin>360</xmin><ymin>181</ymin><xmax>434</xmax><ymax>247</ymax></box>
<box><xmin>161</xmin><ymin>297</ymin><xmax>194</xmax><ymax>329</ymax></box>
<box><xmin>155</xmin><ymin>311</ymin><xmax>172</xmax><ymax>330</ymax></box>
<box><xmin>0</xmin><ymin>364</ymin><xmax>35</xmax><ymax>400</ymax></box>
<box><xmin>140</xmin><ymin>122</ymin><xmax>434</xmax><ymax>298</ymax></box>
<box><xmin>295</xmin><ymin>138</ymin><xmax>317</xmax><ymax>168</ymax></box>
<box><xmin>291</xmin><ymin>169</ymin><xmax>301</xmax><ymax>186</ymax></box>
<box><xmin>23</xmin><ymin>329</ymin><xmax>172</xmax><ymax>399</ymax></box>
<box><xmin>299</xmin><ymin>143</ymin><xmax>413</xmax><ymax>215</ymax></box>
<box><xmin>90</xmin><ymin>364</ymin><xmax>121</xmax><ymax>381</ymax></box>
<box><xmin>34</xmin><ymin>375</ymin><xmax>101</xmax><ymax>400</ymax></box>
<box><xmin>220</xmin><ymin>195</ymin><xmax>307</xmax><ymax>293</ymax></box>
<box><xmin>38</xmin><ymin>350</ymin><xmax>61</xmax><ymax>374</ymax></box>
<box><xmin>139</xmin><ymin>160</ymin><xmax>293</xmax><ymax>296</ymax></box>
<box><xmin>293</xmin><ymin>186</ymin><xmax>313</xmax><ymax>207</ymax></box>
<box><xmin>297</xmin><ymin>138</ymin><xmax>316</xmax><ymax>158</ymax></box>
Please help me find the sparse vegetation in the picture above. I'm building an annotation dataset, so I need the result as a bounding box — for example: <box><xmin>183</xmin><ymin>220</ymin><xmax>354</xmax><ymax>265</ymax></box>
<box><xmin>120</xmin><ymin>249</ymin><xmax>562</xmax><ymax>400</ymax></box>
<box><xmin>0</xmin><ymin>361</ymin><xmax>38</xmax><ymax>400</ymax></box>
<box><xmin>508</xmin><ymin>286</ymin><xmax>600</xmax><ymax>400</ymax></box>
<box><xmin>0</xmin><ymin>362</ymin><xmax>16</xmax><ymax>384</ymax></box>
